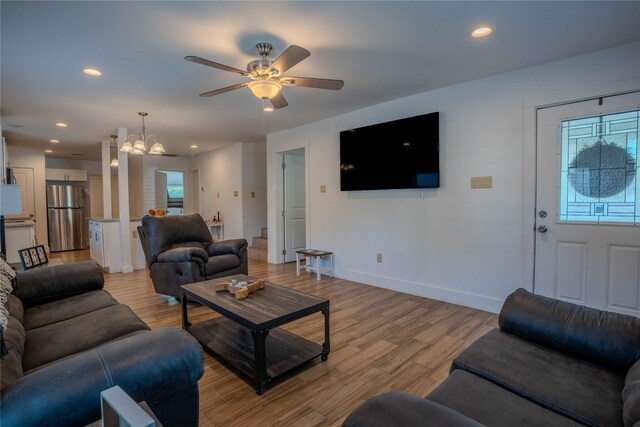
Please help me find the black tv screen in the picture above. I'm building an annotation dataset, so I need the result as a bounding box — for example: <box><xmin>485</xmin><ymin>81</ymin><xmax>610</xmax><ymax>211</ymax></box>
<box><xmin>340</xmin><ymin>112</ymin><xmax>439</xmax><ymax>191</ymax></box>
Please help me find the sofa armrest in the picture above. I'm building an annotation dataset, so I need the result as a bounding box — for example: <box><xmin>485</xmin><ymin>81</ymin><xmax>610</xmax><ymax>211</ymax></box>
<box><xmin>342</xmin><ymin>392</ymin><xmax>483</xmax><ymax>427</ymax></box>
<box><xmin>156</xmin><ymin>247</ymin><xmax>209</xmax><ymax>265</ymax></box>
<box><xmin>499</xmin><ymin>288</ymin><xmax>640</xmax><ymax>373</ymax></box>
<box><xmin>12</xmin><ymin>261</ymin><xmax>104</xmax><ymax>308</ymax></box>
<box><xmin>0</xmin><ymin>327</ymin><xmax>204</xmax><ymax>427</ymax></box>
<box><xmin>206</xmin><ymin>239</ymin><xmax>248</xmax><ymax>257</ymax></box>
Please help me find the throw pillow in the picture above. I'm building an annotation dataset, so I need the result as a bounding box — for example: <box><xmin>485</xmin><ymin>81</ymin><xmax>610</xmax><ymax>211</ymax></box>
<box><xmin>0</xmin><ymin>256</ymin><xmax>17</xmax><ymax>358</ymax></box>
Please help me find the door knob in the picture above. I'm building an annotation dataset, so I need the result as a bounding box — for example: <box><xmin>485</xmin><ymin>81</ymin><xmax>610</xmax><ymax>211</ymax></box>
<box><xmin>537</xmin><ymin>225</ymin><xmax>548</xmax><ymax>233</ymax></box>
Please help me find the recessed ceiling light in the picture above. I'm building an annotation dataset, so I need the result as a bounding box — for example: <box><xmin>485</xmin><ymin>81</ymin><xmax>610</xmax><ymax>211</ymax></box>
<box><xmin>471</xmin><ymin>26</ymin><xmax>493</xmax><ymax>38</ymax></box>
<box><xmin>55</xmin><ymin>122</ymin><xmax>68</xmax><ymax>127</ymax></box>
<box><xmin>190</xmin><ymin>145</ymin><xmax>198</xmax><ymax>149</ymax></box>
<box><xmin>49</xmin><ymin>139</ymin><xmax>60</xmax><ymax>143</ymax></box>
<box><xmin>83</xmin><ymin>68</ymin><xmax>102</xmax><ymax>77</ymax></box>
<box><xmin>44</xmin><ymin>149</ymin><xmax>53</xmax><ymax>153</ymax></box>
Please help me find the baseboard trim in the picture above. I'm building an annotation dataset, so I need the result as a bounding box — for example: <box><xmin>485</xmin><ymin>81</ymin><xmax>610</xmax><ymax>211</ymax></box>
<box><xmin>335</xmin><ymin>268</ymin><xmax>504</xmax><ymax>314</ymax></box>
<box><xmin>120</xmin><ymin>265</ymin><xmax>134</xmax><ymax>273</ymax></box>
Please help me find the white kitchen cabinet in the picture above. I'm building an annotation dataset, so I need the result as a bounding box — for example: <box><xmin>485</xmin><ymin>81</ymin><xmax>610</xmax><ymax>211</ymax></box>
<box><xmin>89</xmin><ymin>219</ymin><xmax>120</xmax><ymax>272</ymax></box>
<box><xmin>46</xmin><ymin>168</ymin><xmax>87</xmax><ymax>182</ymax></box>
<box><xmin>5</xmin><ymin>221</ymin><xmax>36</xmax><ymax>263</ymax></box>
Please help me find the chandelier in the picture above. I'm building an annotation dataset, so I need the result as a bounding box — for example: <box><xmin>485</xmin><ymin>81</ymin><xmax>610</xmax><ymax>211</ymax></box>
<box><xmin>119</xmin><ymin>112</ymin><xmax>165</xmax><ymax>155</ymax></box>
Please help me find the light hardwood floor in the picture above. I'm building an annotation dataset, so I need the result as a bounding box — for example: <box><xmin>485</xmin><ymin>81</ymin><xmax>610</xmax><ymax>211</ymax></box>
<box><xmin>53</xmin><ymin>250</ymin><xmax>497</xmax><ymax>427</ymax></box>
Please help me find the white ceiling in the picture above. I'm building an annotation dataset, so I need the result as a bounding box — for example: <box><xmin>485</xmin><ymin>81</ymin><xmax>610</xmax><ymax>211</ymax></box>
<box><xmin>2</xmin><ymin>1</ymin><xmax>639</xmax><ymax>160</ymax></box>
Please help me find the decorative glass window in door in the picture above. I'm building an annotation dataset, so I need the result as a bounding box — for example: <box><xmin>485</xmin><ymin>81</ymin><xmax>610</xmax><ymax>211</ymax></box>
<box><xmin>559</xmin><ymin>109</ymin><xmax>639</xmax><ymax>224</ymax></box>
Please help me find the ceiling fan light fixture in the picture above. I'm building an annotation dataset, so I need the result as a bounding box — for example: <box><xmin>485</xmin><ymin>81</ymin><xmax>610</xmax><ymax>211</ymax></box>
<box><xmin>248</xmin><ymin>80</ymin><xmax>282</xmax><ymax>99</ymax></box>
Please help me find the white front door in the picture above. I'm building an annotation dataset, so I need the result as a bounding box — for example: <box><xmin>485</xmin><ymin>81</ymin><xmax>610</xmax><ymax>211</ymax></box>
<box><xmin>283</xmin><ymin>150</ymin><xmax>306</xmax><ymax>263</ymax></box>
<box><xmin>7</xmin><ymin>167</ymin><xmax>35</xmax><ymax>220</ymax></box>
<box><xmin>535</xmin><ymin>91</ymin><xmax>640</xmax><ymax>316</ymax></box>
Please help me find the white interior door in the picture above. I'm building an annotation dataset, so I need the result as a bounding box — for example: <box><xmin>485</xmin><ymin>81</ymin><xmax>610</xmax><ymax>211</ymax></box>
<box><xmin>7</xmin><ymin>167</ymin><xmax>34</xmax><ymax>220</ymax></box>
<box><xmin>535</xmin><ymin>91</ymin><xmax>640</xmax><ymax>316</ymax></box>
<box><xmin>283</xmin><ymin>150</ymin><xmax>306</xmax><ymax>262</ymax></box>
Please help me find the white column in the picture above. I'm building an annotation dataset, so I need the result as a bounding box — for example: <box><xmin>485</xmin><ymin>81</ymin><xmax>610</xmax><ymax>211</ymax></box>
<box><xmin>117</xmin><ymin>127</ymin><xmax>133</xmax><ymax>273</ymax></box>
<box><xmin>101</xmin><ymin>140</ymin><xmax>112</xmax><ymax>218</ymax></box>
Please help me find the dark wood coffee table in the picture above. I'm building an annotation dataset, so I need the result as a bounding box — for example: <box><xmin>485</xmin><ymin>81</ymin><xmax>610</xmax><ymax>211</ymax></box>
<box><xmin>181</xmin><ymin>274</ymin><xmax>330</xmax><ymax>395</ymax></box>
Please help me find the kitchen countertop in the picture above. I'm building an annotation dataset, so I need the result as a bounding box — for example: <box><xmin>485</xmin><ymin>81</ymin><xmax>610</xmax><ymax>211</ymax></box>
<box><xmin>5</xmin><ymin>220</ymin><xmax>36</xmax><ymax>228</ymax></box>
<box><xmin>89</xmin><ymin>218</ymin><xmax>142</xmax><ymax>222</ymax></box>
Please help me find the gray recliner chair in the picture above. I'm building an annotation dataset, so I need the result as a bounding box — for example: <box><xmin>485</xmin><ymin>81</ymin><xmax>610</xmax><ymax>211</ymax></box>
<box><xmin>138</xmin><ymin>213</ymin><xmax>248</xmax><ymax>299</ymax></box>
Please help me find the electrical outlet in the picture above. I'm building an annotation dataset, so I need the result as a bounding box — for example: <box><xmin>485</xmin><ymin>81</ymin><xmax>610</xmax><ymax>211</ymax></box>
<box><xmin>251</xmin><ymin>191</ymin><xmax>255</xmax><ymax>198</ymax></box>
<box><xmin>216</xmin><ymin>192</ymin><xmax>220</xmax><ymax>198</ymax></box>
<box><xmin>320</xmin><ymin>185</ymin><xmax>326</xmax><ymax>193</ymax></box>
<box><xmin>376</xmin><ymin>253</ymin><xmax>383</xmax><ymax>263</ymax></box>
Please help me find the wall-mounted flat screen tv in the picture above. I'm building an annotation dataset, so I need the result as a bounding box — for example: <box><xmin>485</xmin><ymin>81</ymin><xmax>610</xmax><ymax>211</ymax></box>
<box><xmin>340</xmin><ymin>111</ymin><xmax>439</xmax><ymax>191</ymax></box>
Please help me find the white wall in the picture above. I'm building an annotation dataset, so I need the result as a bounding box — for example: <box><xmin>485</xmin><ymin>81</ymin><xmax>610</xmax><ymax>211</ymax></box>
<box><xmin>267</xmin><ymin>41</ymin><xmax>640</xmax><ymax>313</ymax></box>
<box><xmin>6</xmin><ymin>146</ymin><xmax>48</xmax><ymax>250</ymax></box>
<box><xmin>128</xmin><ymin>155</ymin><xmax>144</xmax><ymax>218</ymax></box>
<box><xmin>195</xmin><ymin>143</ymin><xmax>244</xmax><ymax>238</ymax></box>
<box><xmin>242</xmin><ymin>141</ymin><xmax>267</xmax><ymax>241</ymax></box>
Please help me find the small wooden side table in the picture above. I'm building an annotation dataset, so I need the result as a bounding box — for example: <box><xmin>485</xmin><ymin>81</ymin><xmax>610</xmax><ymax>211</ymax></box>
<box><xmin>296</xmin><ymin>249</ymin><xmax>333</xmax><ymax>281</ymax></box>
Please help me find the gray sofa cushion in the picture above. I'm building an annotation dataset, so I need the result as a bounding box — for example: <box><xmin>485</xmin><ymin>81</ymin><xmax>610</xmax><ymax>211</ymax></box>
<box><xmin>0</xmin><ymin>315</ymin><xmax>25</xmax><ymax>388</ymax></box>
<box><xmin>499</xmin><ymin>288</ymin><xmax>640</xmax><ymax>374</ymax></box>
<box><xmin>23</xmin><ymin>304</ymin><xmax>149</xmax><ymax>371</ymax></box>
<box><xmin>7</xmin><ymin>295</ymin><xmax>23</xmax><ymax>323</ymax></box>
<box><xmin>452</xmin><ymin>329</ymin><xmax>624</xmax><ymax>427</ymax></box>
<box><xmin>205</xmin><ymin>254</ymin><xmax>241</xmax><ymax>276</ymax></box>
<box><xmin>623</xmin><ymin>359</ymin><xmax>640</xmax><ymax>427</ymax></box>
<box><xmin>427</xmin><ymin>370</ymin><xmax>582</xmax><ymax>427</ymax></box>
<box><xmin>22</xmin><ymin>290</ymin><xmax>118</xmax><ymax>330</ymax></box>
<box><xmin>343</xmin><ymin>390</ymin><xmax>483</xmax><ymax>427</ymax></box>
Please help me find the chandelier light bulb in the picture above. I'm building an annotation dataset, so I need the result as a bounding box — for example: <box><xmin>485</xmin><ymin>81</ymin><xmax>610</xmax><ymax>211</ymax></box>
<box><xmin>120</xmin><ymin>142</ymin><xmax>133</xmax><ymax>153</ymax></box>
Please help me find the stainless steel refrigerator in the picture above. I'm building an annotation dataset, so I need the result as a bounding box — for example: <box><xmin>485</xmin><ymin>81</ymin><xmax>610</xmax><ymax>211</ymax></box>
<box><xmin>47</xmin><ymin>184</ymin><xmax>88</xmax><ymax>251</ymax></box>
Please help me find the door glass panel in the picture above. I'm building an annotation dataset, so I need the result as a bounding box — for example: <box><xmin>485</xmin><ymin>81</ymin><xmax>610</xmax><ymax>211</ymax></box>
<box><xmin>559</xmin><ymin>109</ymin><xmax>639</xmax><ymax>224</ymax></box>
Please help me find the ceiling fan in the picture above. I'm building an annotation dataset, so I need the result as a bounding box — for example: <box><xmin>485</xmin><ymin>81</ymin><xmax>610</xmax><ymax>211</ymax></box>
<box><xmin>185</xmin><ymin>43</ymin><xmax>344</xmax><ymax>111</ymax></box>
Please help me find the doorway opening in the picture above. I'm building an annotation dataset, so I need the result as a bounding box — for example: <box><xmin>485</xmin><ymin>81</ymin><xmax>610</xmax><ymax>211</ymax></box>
<box><xmin>155</xmin><ymin>171</ymin><xmax>185</xmax><ymax>215</ymax></box>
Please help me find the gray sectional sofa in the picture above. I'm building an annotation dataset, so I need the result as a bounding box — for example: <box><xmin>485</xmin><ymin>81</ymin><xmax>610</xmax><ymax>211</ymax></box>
<box><xmin>0</xmin><ymin>260</ymin><xmax>204</xmax><ymax>427</ymax></box>
<box><xmin>344</xmin><ymin>289</ymin><xmax>640</xmax><ymax>427</ymax></box>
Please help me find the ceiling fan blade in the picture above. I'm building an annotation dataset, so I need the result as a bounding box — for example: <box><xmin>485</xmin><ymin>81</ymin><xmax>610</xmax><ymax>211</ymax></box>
<box><xmin>266</xmin><ymin>45</ymin><xmax>310</xmax><ymax>76</ymax></box>
<box><xmin>185</xmin><ymin>56</ymin><xmax>247</xmax><ymax>76</ymax></box>
<box><xmin>281</xmin><ymin>76</ymin><xmax>344</xmax><ymax>90</ymax></box>
<box><xmin>199</xmin><ymin>83</ymin><xmax>246</xmax><ymax>97</ymax></box>
<box><xmin>270</xmin><ymin>92</ymin><xmax>288</xmax><ymax>110</ymax></box>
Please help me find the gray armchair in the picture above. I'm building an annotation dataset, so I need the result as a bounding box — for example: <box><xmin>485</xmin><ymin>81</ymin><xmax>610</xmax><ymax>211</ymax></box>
<box><xmin>138</xmin><ymin>213</ymin><xmax>248</xmax><ymax>298</ymax></box>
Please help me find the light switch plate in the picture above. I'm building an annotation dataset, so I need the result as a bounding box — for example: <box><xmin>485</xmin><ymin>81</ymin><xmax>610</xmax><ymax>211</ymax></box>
<box><xmin>251</xmin><ymin>191</ymin><xmax>255</xmax><ymax>198</ymax></box>
<box><xmin>234</xmin><ymin>191</ymin><xmax>239</xmax><ymax>197</ymax></box>
<box><xmin>216</xmin><ymin>192</ymin><xmax>219</xmax><ymax>198</ymax></box>
<box><xmin>320</xmin><ymin>185</ymin><xmax>326</xmax><ymax>193</ymax></box>
<box><xmin>471</xmin><ymin>176</ymin><xmax>493</xmax><ymax>189</ymax></box>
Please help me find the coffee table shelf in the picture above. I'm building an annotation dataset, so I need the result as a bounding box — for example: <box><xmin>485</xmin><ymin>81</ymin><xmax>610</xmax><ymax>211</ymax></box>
<box><xmin>189</xmin><ymin>317</ymin><xmax>323</xmax><ymax>380</ymax></box>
